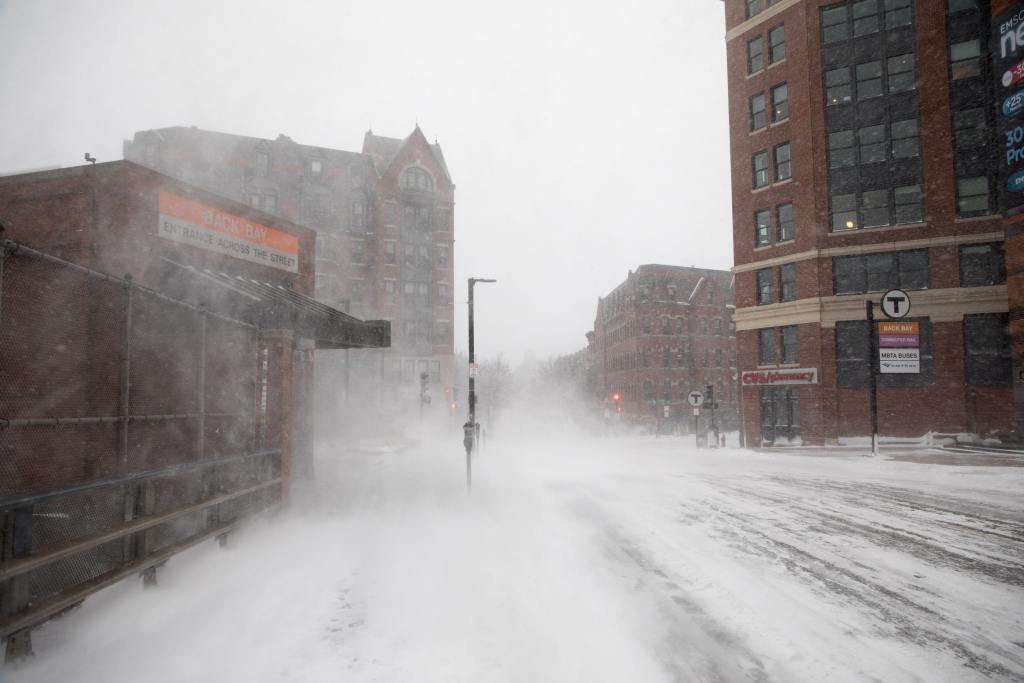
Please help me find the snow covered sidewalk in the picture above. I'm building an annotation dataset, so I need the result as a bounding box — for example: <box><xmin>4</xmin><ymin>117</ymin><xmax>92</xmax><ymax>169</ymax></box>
<box><xmin>7</xmin><ymin>435</ymin><xmax>1024</xmax><ymax>682</ymax></box>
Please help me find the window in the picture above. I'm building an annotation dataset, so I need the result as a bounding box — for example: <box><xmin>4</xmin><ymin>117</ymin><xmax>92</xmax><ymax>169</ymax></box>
<box><xmin>774</xmin><ymin>142</ymin><xmax>791</xmax><ymax>181</ymax></box>
<box><xmin>777</xmin><ymin>203</ymin><xmax>794</xmax><ymax>241</ymax></box>
<box><xmin>746</xmin><ymin>0</ymin><xmax>761</xmax><ymax>19</ymax></box>
<box><xmin>676</xmin><ymin>318</ymin><xmax>684</xmax><ymax>334</ymax></box>
<box><xmin>661</xmin><ymin>317</ymin><xmax>671</xmax><ymax>335</ymax></box>
<box><xmin>890</xmin><ymin>119</ymin><xmax>919</xmax><ymax>159</ymax></box>
<box><xmin>310</xmin><ymin>159</ymin><xmax>323</xmax><ymax>175</ymax></box>
<box><xmin>430</xmin><ymin>360</ymin><xmax>441</xmax><ymax>383</ymax></box>
<box><xmin>771</xmin><ymin>83</ymin><xmax>788</xmax><ymax>121</ymax></box>
<box><xmin>759</xmin><ymin>328</ymin><xmax>776</xmax><ymax>365</ymax></box>
<box><xmin>822</xmin><ymin>5</ymin><xmax>849</xmax><ymax>44</ymax></box>
<box><xmin>701</xmin><ymin>318</ymin><xmax>708</xmax><ymax>335</ymax></box>
<box><xmin>964</xmin><ymin>314</ymin><xmax>1010</xmax><ymax>385</ymax></box>
<box><xmin>858</xmin><ymin>124</ymin><xmax>886</xmax><ymax>164</ymax></box>
<box><xmin>960</xmin><ymin>243</ymin><xmax>1006</xmax><ymax>287</ymax></box>
<box><xmin>780</xmin><ymin>263</ymin><xmax>796</xmax><ymax>301</ymax></box>
<box><xmin>768</xmin><ymin>25</ymin><xmax>786</xmax><ymax>63</ymax></box>
<box><xmin>752</xmin><ymin>151</ymin><xmax>769</xmax><ymax>188</ymax></box>
<box><xmin>828</xmin><ymin>130</ymin><xmax>856</xmax><ymax>168</ymax></box>
<box><xmin>350</xmin><ymin>200</ymin><xmax>366</xmax><ymax>229</ymax></box>
<box><xmin>384</xmin><ymin>241</ymin><xmax>396</xmax><ymax>264</ymax></box>
<box><xmin>437</xmin><ymin>283</ymin><xmax>450</xmax><ymax>304</ymax></box>
<box><xmin>757</xmin><ymin>268</ymin><xmax>773</xmax><ymax>304</ymax></box>
<box><xmin>856</xmin><ymin>61</ymin><xmax>883</xmax><ymax>99</ymax></box>
<box><xmin>860</xmin><ymin>189</ymin><xmax>890</xmax><ymax>227</ymax></box>
<box><xmin>831</xmin><ymin>193</ymin><xmax>858</xmax><ymax>230</ymax></box>
<box><xmin>957</xmin><ymin>177</ymin><xmax>990</xmax><ymax>215</ymax></box>
<box><xmin>950</xmin><ymin>40</ymin><xmax>981</xmax><ymax>80</ymax></box>
<box><xmin>401</xmin><ymin>167</ymin><xmax>434</xmax><ymax>192</ymax></box>
<box><xmin>780</xmin><ymin>326</ymin><xmax>799</xmax><ymax>364</ymax></box>
<box><xmin>836</xmin><ymin>321</ymin><xmax>870</xmax><ymax>387</ymax></box>
<box><xmin>663</xmin><ymin>348</ymin><xmax>671</xmax><ymax>367</ymax></box>
<box><xmin>748</xmin><ymin>36</ymin><xmax>764</xmax><ymax>74</ymax></box>
<box><xmin>384</xmin><ymin>280</ymin><xmax>397</xmax><ymax>303</ymax></box>
<box><xmin>894</xmin><ymin>184</ymin><xmax>923</xmax><ymax>224</ymax></box>
<box><xmin>852</xmin><ymin>0</ymin><xmax>879</xmax><ymax>36</ymax></box>
<box><xmin>948</xmin><ymin>0</ymin><xmax>978</xmax><ymax>11</ymax></box>
<box><xmin>888</xmin><ymin>54</ymin><xmax>916</xmax><ymax>92</ymax></box>
<box><xmin>755</xmin><ymin>209</ymin><xmax>771</xmax><ymax>246</ymax></box>
<box><xmin>715</xmin><ymin>319</ymin><xmax>723</xmax><ymax>335</ymax></box>
<box><xmin>255</xmin><ymin>151</ymin><xmax>269</xmax><ymax>177</ymax></box>
<box><xmin>885</xmin><ymin>0</ymin><xmax>912</xmax><ymax>26</ymax></box>
<box><xmin>702</xmin><ymin>350</ymin><xmax>709</xmax><ymax>367</ymax></box>
<box><xmin>351</xmin><ymin>242</ymin><xmax>365</xmax><ymax>264</ymax></box>
<box><xmin>642</xmin><ymin>350</ymin><xmax>651</xmax><ymax>367</ymax></box>
<box><xmin>437</xmin><ymin>245</ymin><xmax>450</xmax><ymax>267</ymax></box>
<box><xmin>825</xmin><ymin>67</ymin><xmax>853</xmax><ymax>106</ymax></box>
<box><xmin>833</xmin><ymin>249</ymin><xmax>928</xmax><ymax>294</ymax></box>
<box><xmin>750</xmin><ymin>93</ymin><xmax>767</xmax><ymax>131</ymax></box>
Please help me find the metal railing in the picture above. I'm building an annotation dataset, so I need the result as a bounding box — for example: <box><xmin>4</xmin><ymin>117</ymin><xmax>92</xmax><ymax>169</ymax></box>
<box><xmin>0</xmin><ymin>235</ymin><xmax>285</xmax><ymax>661</ymax></box>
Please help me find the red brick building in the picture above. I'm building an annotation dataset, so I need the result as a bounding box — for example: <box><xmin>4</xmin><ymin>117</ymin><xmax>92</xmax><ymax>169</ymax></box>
<box><xmin>723</xmin><ymin>0</ymin><xmax>1011</xmax><ymax>445</ymax></box>
<box><xmin>589</xmin><ymin>265</ymin><xmax>738</xmax><ymax>431</ymax></box>
<box><xmin>0</xmin><ymin>161</ymin><xmax>389</xmax><ymax>478</ymax></box>
<box><xmin>122</xmin><ymin>126</ymin><xmax>455</xmax><ymax>411</ymax></box>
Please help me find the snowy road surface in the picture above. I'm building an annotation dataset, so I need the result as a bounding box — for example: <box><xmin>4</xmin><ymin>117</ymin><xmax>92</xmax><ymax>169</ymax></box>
<box><xmin>9</xmin><ymin>434</ymin><xmax>1024</xmax><ymax>682</ymax></box>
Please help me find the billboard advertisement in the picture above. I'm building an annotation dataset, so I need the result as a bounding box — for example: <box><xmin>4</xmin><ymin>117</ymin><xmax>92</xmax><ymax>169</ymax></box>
<box><xmin>994</xmin><ymin>0</ymin><xmax>1024</xmax><ymax>214</ymax></box>
<box><xmin>157</xmin><ymin>190</ymin><xmax>300</xmax><ymax>273</ymax></box>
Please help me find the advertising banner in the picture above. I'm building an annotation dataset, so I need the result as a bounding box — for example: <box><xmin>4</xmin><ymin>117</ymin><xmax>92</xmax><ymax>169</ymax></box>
<box><xmin>741</xmin><ymin>368</ymin><xmax>818</xmax><ymax>386</ymax></box>
<box><xmin>994</xmin><ymin>0</ymin><xmax>1024</xmax><ymax>214</ymax></box>
<box><xmin>157</xmin><ymin>190</ymin><xmax>300</xmax><ymax>273</ymax></box>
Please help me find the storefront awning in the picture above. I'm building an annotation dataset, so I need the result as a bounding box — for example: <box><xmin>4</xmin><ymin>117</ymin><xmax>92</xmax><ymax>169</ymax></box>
<box><xmin>160</xmin><ymin>259</ymin><xmax>390</xmax><ymax>349</ymax></box>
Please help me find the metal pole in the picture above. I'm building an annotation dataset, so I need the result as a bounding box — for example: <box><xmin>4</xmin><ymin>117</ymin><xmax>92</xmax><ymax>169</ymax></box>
<box><xmin>866</xmin><ymin>299</ymin><xmax>879</xmax><ymax>455</ymax></box>
<box><xmin>468</xmin><ymin>278</ymin><xmax>475</xmax><ymax>434</ymax></box>
<box><xmin>694</xmin><ymin>410</ymin><xmax>700</xmax><ymax>448</ymax></box>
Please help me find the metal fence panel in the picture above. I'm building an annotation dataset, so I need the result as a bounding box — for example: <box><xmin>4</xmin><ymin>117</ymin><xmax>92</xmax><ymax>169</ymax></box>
<box><xmin>0</xmin><ymin>240</ymin><xmax>284</xmax><ymax>657</ymax></box>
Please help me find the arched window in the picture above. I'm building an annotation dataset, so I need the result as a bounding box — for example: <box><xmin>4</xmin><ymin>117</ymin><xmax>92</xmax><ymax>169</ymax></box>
<box><xmin>401</xmin><ymin>166</ymin><xmax>434</xmax><ymax>192</ymax></box>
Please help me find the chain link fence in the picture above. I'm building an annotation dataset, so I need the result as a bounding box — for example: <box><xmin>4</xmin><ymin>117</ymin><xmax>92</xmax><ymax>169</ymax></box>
<box><xmin>0</xmin><ymin>239</ymin><xmax>283</xmax><ymax>660</ymax></box>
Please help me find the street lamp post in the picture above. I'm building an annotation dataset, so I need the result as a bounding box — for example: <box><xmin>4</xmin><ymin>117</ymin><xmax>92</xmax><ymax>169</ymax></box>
<box><xmin>465</xmin><ymin>277</ymin><xmax>496</xmax><ymax>492</ymax></box>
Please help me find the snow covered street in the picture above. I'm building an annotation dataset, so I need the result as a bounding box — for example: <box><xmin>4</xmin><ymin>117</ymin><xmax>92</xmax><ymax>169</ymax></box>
<box><xmin>8</xmin><ymin>432</ymin><xmax>1024</xmax><ymax>682</ymax></box>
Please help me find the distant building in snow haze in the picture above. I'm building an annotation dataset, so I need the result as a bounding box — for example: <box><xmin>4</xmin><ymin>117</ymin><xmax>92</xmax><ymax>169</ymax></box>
<box><xmin>588</xmin><ymin>265</ymin><xmax>737</xmax><ymax>432</ymax></box>
<box><xmin>123</xmin><ymin>126</ymin><xmax>456</xmax><ymax>421</ymax></box>
<box><xmin>723</xmin><ymin>0</ymin><xmax>1012</xmax><ymax>445</ymax></box>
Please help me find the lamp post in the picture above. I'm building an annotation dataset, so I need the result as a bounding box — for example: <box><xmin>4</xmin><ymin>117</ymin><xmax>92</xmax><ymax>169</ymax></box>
<box><xmin>465</xmin><ymin>277</ymin><xmax>496</xmax><ymax>492</ymax></box>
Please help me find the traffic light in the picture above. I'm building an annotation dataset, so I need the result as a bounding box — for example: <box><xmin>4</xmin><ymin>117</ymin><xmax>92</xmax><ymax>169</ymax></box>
<box><xmin>611</xmin><ymin>392</ymin><xmax>622</xmax><ymax>412</ymax></box>
<box><xmin>705</xmin><ymin>385</ymin><xmax>715</xmax><ymax>404</ymax></box>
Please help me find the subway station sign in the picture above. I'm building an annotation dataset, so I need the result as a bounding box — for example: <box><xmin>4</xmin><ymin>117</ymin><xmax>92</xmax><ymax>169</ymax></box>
<box><xmin>157</xmin><ymin>190</ymin><xmax>300</xmax><ymax>273</ymax></box>
<box><xmin>995</xmin><ymin>0</ymin><xmax>1024</xmax><ymax>214</ymax></box>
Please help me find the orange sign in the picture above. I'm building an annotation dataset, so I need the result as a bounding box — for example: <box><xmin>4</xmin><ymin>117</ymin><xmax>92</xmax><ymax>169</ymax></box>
<box><xmin>157</xmin><ymin>190</ymin><xmax>299</xmax><ymax>272</ymax></box>
<box><xmin>878</xmin><ymin>321</ymin><xmax>919</xmax><ymax>335</ymax></box>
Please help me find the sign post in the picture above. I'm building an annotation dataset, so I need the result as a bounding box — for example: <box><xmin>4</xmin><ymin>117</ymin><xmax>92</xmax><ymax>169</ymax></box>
<box><xmin>687</xmin><ymin>391</ymin><xmax>704</xmax><ymax>447</ymax></box>
<box><xmin>867</xmin><ymin>290</ymin><xmax>913</xmax><ymax>455</ymax></box>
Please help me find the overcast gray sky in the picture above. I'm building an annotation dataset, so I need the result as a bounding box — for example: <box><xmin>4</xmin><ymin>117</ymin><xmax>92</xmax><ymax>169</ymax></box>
<box><xmin>0</xmin><ymin>0</ymin><xmax>731</xmax><ymax>365</ymax></box>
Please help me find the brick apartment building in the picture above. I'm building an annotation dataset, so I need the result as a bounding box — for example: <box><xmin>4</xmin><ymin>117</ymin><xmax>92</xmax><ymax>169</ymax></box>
<box><xmin>724</xmin><ymin>0</ymin><xmax>1012</xmax><ymax>445</ymax></box>
<box><xmin>588</xmin><ymin>265</ymin><xmax>738</xmax><ymax>431</ymax></box>
<box><xmin>122</xmin><ymin>125</ymin><xmax>455</xmax><ymax>410</ymax></box>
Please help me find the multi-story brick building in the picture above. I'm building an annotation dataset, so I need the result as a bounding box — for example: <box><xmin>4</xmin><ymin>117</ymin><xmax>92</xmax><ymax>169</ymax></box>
<box><xmin>122</xmin><ymin>125</ymin><xmax>455</xmax><ymax>410</ymax></box>
<box><xmin>589</xmin><ymin>265</ymin><xmax>737</xmax><ymax>431</ymax></box>
<box><xmin>723</xmin><ymin>0</ymin><xmax>1011</xmax><ymax>445</ymax></box>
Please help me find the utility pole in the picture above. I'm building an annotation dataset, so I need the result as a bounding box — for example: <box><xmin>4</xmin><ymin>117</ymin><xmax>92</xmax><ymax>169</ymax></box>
<box><xmin>465</xmin><ymin>277</ymin><xmax>496</xmax><ymax>492</ymax></box>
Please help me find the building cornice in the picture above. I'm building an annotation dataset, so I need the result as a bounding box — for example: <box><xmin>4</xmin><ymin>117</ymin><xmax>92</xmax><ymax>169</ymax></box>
<box><xmin>733</xmin><ymin>286</ymin><xmax>1008</xmax><ymax>330</ymax></box>
<box><xmin>731</xmin><ymin>232</ymin><xmax>1005</xmax><ymax>273</ymax></box>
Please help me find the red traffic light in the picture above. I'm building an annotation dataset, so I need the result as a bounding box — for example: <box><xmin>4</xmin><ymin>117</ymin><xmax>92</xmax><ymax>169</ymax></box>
<box><xmin>612</xmin><ymin>393</ymin><xmax>621</xmax><ymax>402</ymax></box>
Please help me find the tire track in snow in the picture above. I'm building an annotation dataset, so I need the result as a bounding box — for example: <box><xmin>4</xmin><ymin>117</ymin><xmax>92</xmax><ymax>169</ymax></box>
<box><xmin>688</xmin><ymin>483</ymin><xmax>1024</xmax><ymax>680</ymax></box>
<box><xmin>567</xmin><ymin>496</ymin><xmax>776</xmax><ymax>683</ymax></box>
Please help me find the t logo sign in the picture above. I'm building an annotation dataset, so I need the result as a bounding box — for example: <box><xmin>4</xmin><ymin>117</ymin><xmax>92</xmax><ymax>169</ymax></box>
<box><xmin>880</xmin><ymin>289</ymin><xmax>911</xmax><ymax>319</ymax></box>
